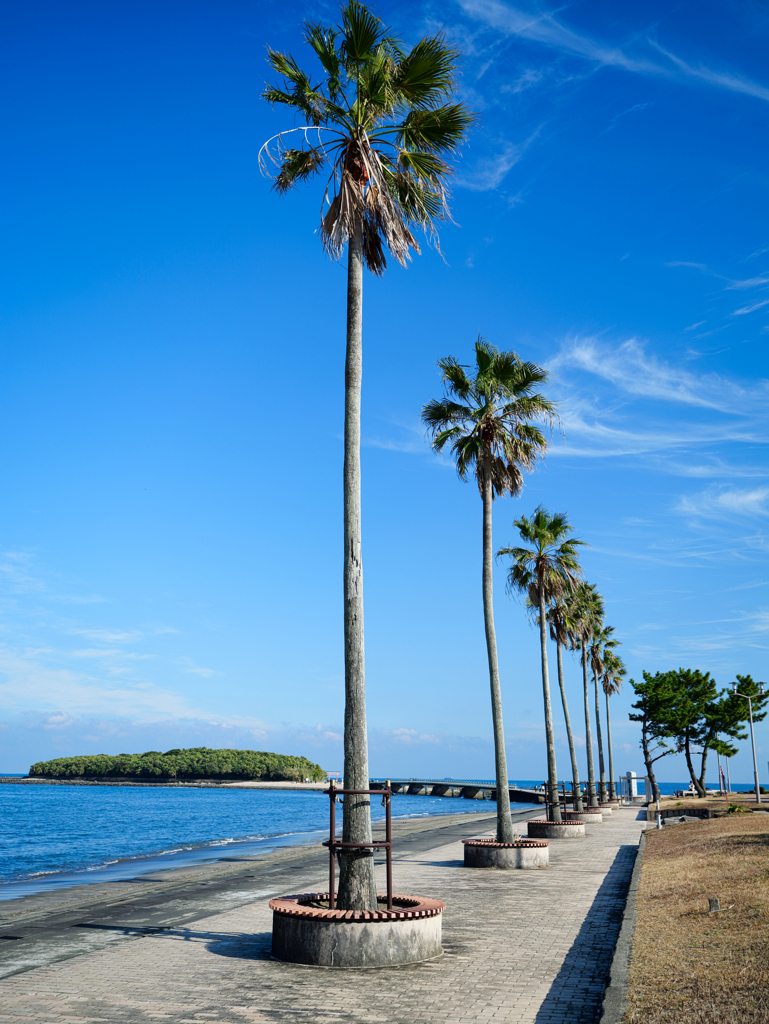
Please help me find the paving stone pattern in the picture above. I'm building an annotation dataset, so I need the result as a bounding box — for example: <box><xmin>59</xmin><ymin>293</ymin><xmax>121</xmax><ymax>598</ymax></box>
<box><xmin>0</xmin><ymin>809</ymin><xmax>645</xmax><ymax>1024</ymax></box>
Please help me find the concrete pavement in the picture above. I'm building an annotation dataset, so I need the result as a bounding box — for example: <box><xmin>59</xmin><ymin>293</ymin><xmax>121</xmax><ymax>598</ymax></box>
<box><xmin>0</xmin><ymin>806</ymin><xmax>646</xmax><ymax>1024</ymax></box>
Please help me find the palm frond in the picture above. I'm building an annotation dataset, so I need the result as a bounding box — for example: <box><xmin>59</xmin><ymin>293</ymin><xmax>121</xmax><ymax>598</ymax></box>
<box><xmin>304</xmin><ymin>22</ymin><xmax>342</xmax><ymax>99</ymax></box>
<box><xmin>341</xmin><ymin>0</ymin><xmax>386</xmax><ymax>65</ymax></box>
<box><xmin>394</xmin><ymin>105</ymin><xmax>476</xmax><ymax>152</ymax></box>
<box><xmin>382</xmin><ymin>168</ymin><xmax>445</xmax><ymax>223</ymax></box>
<box><xmin>396</xmin><ymin>150</ymin><xmax>449</xmax><ymax>183</ymax></box>
<box><xmin>393</xmin><ymin>36</ymin><xmax>459</xmax><ymax>107</ymax></box>
<box><xmin>273</xmin><ymin>147</ymin><xmax>327</xmax><ymax>193</ymax></box>
<box><xmin>438</xmin><ymin>357</ymin><xmax>473</xmax><ymax>398</ymax></box>
<box><xmin>264</xmin><ymin>50</ymin><xmax>333</xmax><ymax>125</ymax></box>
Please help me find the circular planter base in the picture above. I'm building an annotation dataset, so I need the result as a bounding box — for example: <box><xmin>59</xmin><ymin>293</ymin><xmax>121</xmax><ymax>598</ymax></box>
<box><xmin>270</xmin><ymin>892</ymin><xmax>445</xmax><ymax>968</ymax></box>
<box><xmin>598</xmin><ymin>804</ymin><xmax>613</xmax><ymax>815</ymax></box>
<box><xmin>564</xmin><ymin>810</ymin><xmax>604</xmax><ymax>825</ymax></box>
<box><xmin>527</xmin><ymin>820</ymin><xmax>585</xmax><ymax>839</ymax></box>
<box><xmin>463</xmin><ymin>838</ymin><xmax>549</xmax><ymax>869</ymax></box>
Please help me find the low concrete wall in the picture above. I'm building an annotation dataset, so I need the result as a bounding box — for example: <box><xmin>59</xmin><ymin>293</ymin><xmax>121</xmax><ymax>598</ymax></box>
<box><xmin>565</xmin><ymin>810</ymin><xmax>603</xmax><ymax>824</ymax></box>
<box><xmin>527</xmin><ymin>820</ymin><xmax>586</xmax><ymax>839</ymax></box>
<box><xmin>270</xmin><ymin>893</ymin><xmax>445</xmax><ymax>968</ymax></box>
<box><xmin>649</xmin><ymin>805</ymin><xmax>715</xmax><ymax>822</ymax></box>
<box><xmin>463</xmin><ymin>839</ymin><xmax>549</xmax><ymax>869</ymax></box>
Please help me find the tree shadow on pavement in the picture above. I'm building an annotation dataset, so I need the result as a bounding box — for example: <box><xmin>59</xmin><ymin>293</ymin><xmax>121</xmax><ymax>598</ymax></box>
<box><xmin>533</xmin><ymin>841</ymin><xmax>640</xmax><ymax>1024</ymax></box>
<box><xmin>75</xmin><ymin>922</ymin><xmax>274</xmax><ymax>960</ymax></box>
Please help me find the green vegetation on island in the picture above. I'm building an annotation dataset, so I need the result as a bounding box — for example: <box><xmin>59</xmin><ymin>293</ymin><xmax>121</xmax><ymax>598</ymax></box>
<box><xmin>28</xmin><ymin>747</ymin><xmax>326</xmax><ymax>782</ymax></box>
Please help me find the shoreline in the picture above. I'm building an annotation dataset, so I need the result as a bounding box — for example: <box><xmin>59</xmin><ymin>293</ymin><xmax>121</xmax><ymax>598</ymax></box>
<box><xmin>0</xmin><ymin>807</ymin><xmax>513</xmax><ymax>926</ymax></box>
<box><xmin>0</xmin><ymin>797</ymin><xmax>529</xmax><ymax>904</ymax></box>
<box><xmin>0</xmin><ymin>776</ymin><xmax>329</xmax><ymax>790</ymax></box>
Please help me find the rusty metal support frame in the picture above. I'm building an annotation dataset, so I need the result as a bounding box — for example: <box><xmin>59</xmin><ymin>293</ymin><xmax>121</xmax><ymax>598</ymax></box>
<box><xmin>323</xmin><ymin>781</ymin><xmax>392</xmax><ymax>911</ymax></box>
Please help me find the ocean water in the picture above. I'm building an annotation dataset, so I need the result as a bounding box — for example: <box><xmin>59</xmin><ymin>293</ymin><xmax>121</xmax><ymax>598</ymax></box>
<box><xmin>0</xmin><ymin>783</ymin><xmax>530</xmax><ymax>901</ymax></box>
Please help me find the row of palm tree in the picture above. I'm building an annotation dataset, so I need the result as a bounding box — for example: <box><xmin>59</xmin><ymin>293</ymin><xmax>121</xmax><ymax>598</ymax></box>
<box><xmin>423</xmin><ymin>345</ymin><xmax>626</xmax><ymax>834</ymax></box>
<box><xmin>504</xmin><ymin>539</ymin><xmax>627</xmax><ymax>820</ymax></box>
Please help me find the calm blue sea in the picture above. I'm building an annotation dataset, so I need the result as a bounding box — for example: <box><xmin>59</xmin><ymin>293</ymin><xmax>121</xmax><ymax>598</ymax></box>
<box><xmin>0</xmin><ymin>782</ymin><xmax>533</xmax><ymax>901</ymax></box>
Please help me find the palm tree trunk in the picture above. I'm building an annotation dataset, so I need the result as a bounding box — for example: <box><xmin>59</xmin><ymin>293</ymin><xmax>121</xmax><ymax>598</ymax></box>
<box><xmin>538</xmin><ymin>582</ymin><xmax>561</xmax><ymax>821</ymax></box>
<box><xmin>556</xmin><ymin>640</ymin><xmax>583</xmax><ymax>811</ymax></box>
<box><xmin>337</xmin><ymin>225</ymin><xmax>377</xmax><ymax>912</ymax></box>
<box><xmin>605</xmin><ymin>691</ymin><xmax>615</xmax><ymax>800</ymax></box>
<box><xmin>482</xmin><ymin>471</ymin><xmax>514</xmax><ymax>843</ymax></box>
<box><xmin>593</xmin><ymin>672</ymin><xmax>607</xmax><ymax>802</ymax></box>
<box><xmin>582</xmin><ymin>648</ymin><xmax>597</xmax><ymax>807</ymax></box>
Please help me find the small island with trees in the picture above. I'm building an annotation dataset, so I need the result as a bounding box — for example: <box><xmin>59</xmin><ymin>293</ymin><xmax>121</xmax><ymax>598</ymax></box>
<box><xmin>28</xmin><ymin>747</ymin><xmax>326</xmax><ymax>783</ymax></box>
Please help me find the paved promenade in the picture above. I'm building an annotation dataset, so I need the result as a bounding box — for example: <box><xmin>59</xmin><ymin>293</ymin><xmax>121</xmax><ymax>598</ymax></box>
<box><xmin>0</xmin><ymin>807</ymin><xmax>646</xmax><ymax>1024</ymax></box>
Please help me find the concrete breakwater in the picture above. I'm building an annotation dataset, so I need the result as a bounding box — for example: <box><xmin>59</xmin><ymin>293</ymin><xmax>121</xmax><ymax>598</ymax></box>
<box><xmin>370</xmin><ymin>779</ymin><xmax>546</xmax><ymax>804</ymax></box>
<box><xmin>1</xmin><ymin>775</ymin><xmax>546</xmax><ymax>802</ymax></box>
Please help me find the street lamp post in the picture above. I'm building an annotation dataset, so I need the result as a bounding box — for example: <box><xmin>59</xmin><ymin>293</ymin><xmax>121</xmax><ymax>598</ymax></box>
<box><xmin>732</xmin><ymin>681</ymin><xmax>766</xmax><ymax>805</ymax></box>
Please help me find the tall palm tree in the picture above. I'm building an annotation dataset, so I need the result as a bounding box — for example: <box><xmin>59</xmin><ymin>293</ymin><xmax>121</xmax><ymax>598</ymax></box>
<box><xmin>262</xmin><ymin>2</ymin><xmax>473</xmax><ymax>910</ymax></box>
<box><xmin>569</xmin><ymin>582</ymin><xmax>603</xmax><ymax>808</ymax></box>
<box><xmin>498</xmin><ymin>509</ymin><xmax>584</xmax><ymax>822</ymax></box>
<box><xmin>422</xmin><ymin>339</ymin><xmax>554</xmax><ymax>842</ymax></box>
<box><xmin>547</xmin><ymin>591</ymin><xmax>584</xmax><ymax>812</ymax></box>
<box><xmin>602</xmin><ymin>648</ymin><xmax>625</xmax><ymax>800</ymax></box>
<box><xmin>589</xmin><ymin>623</ymin><xmax>618</xmax><ymax>802</ymax></box>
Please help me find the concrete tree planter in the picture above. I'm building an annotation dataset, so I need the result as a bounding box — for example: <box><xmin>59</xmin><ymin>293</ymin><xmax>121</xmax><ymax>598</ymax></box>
<box><xmin>270</xmin><ymin>892</ymin><xmax>446</xmax><ymax>968</ymax></box>
<box><xmin>462</xmin><ymin>837</ymin><xmax>549</xmax><ymax>869</ymax></box>
<box><xmin>598</xmin><ymin>803</ymin><xmax>613</xmax><ymax>815</ymax></box>
<box><xmin>527</xmin><ymin>819</ymin><xmax>585</xmax><ymax>839</ymax></box>
<box><xmin>564</xmin><ymin>809</ymin><xmax>603</xmax><ymax>825</ymax></box>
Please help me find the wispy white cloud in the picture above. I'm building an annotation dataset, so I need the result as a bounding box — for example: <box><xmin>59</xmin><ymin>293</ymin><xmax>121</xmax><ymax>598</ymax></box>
<box><xmin>548</xmin><ymin>337</ymin><xmax>769</xmax><ymax>414</ymax></box>
<box><xmin>456</xmin><ymin>0</ymin><xmax>658</xmax><ymax>73</ymax></box>
<box><xmin>675</xmin><ymin>486</ymin><xmax>769</xmax><ymax>520</ymax></box>
<box><xmin>551</xmin><ymin>397</ymin><xmax>739</xmax><ymax>459</ymax></box>
<box><xmin>658</xmin><ymin>458</ymin><xmax>769</xmax><ymax>480</ymax></box>
<box><xmin>725</xmin><ymin>276</ymin><xmax>769</xmax><ymax>291</ymax></box>
<box><xmin>650</xmin><ymin>40</ymin><xmax>769</xmax><ymax>103</ymax></box>
<box><xmin>732</xmin><ymin>298</ymin><xmax>769</xmax><ymax>316</ymax></box>
<box><xmin>456</xmin><ymin>0</ymin><xmax>769</xmax><ymax>104</ymax></box>
<box><xmin>599</xmin><ymin>102</ymin><xmax>651</xmax><ymax>135</ymax></box>
<box><xmin>666</xmin><ymin>262</ymin><xmax>769</xmax><ymax>292</ymax></box>
<box><xmin>455</xmin><ymin>129</ymin><xmax>541</xmax><ymax>191</ymax></box>
<box><xmin>0</xmin><ymin>645</ymin><xmax>207</xmax><ymax>720</ymax></box>
<box><xmin>385</xmin><ymin>727</ymin><xmax>443</xmax><ymax>745</ymax></box>
<box><xmin>741</xmin><ymin>245</ymin><xmax>769</xmax><ymax>262</ymax></box>
<box><xmin>501</xmin><ymin>67</ymin><xmax>545</xmax><ymax>94</ymax></box>
<box><xmin>68</xmin><ymin>628</ymin><xmax>145</xmax><ymax>644</ymax></box>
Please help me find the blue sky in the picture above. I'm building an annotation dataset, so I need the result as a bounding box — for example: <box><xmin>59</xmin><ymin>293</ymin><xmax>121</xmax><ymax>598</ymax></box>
<box><xmin>1</xmin><ymin>0</ymin><xmax>768</xmax><ymax>784</ymax></box>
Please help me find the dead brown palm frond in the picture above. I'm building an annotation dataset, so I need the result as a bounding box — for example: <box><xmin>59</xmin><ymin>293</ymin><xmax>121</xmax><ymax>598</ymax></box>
<box><xmin>319</xmin><ymin>136</ymin><xmax>420</xmax><ymax>273</ymax></box>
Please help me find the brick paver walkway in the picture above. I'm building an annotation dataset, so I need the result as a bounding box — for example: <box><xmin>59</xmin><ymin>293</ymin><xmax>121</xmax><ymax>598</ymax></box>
<box><xmin>0</xmin><ymin>808</ymin><xmax>645</xmax><ymax>1024</ymax></box>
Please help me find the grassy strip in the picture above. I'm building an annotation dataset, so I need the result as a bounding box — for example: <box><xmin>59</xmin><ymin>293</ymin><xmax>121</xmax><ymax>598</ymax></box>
<box><xmin>658</xmin><ymin>793</ymin><xmax>765</xmax><ymax>814</ymax></box>
<box><xmin>627</xmin><ymin>816</ymin><xmax>769</xmax><ymax>1022</ymax></box>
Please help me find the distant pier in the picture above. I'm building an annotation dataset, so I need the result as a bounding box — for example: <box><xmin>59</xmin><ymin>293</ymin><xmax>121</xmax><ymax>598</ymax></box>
<box><xmin>369</xmin><ymin>778</ymin><xmax>546</xmax><ymax>804</ymax></box>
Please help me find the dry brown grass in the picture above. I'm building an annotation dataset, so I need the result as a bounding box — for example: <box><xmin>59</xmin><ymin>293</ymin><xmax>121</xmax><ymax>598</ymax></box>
<box><xmin>626</xmin><ymin>815</ymin><xmax>769</xmax><ymax>1023</ymax></box>
<box><xmin>659</xmin><ymin>793</ymin><xmax>765</xmax><ymax>814</ymax></box>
